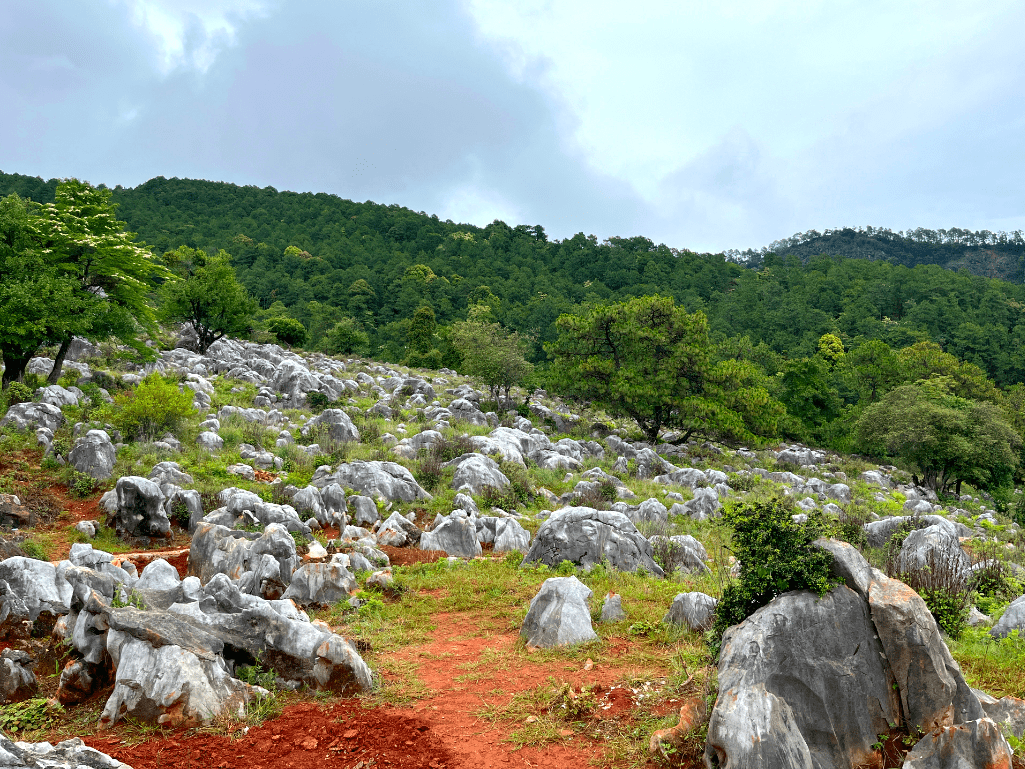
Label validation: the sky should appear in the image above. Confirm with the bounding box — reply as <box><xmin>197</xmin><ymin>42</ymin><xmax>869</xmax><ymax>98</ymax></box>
<box><xmin>1</xmin><ymin>1</ymin><xmax>1024</xmax><ymax>253</ymax></box>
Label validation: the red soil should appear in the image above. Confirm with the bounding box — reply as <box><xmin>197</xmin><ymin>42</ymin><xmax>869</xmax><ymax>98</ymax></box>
<box><xmin>87</xmin><ymin>700</ymin><xmax>453</xmax><ymax>769</ymax></box>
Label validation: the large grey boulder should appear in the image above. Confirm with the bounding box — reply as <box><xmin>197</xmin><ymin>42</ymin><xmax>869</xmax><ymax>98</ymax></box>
<box><xmin>376</xmin><ymin>512</ymin><xmax>422</xmax><ymax>548</ymax></box>
<box><xmin>0</xmin><ymin>402</ymin><xmax>65</xmax><ymax>433</ymax></box>
<box><xmin>68</xmin><ymin>430</ymin><xmax>117</xmax><ymax>480</ymax></box>
<box><xmin>868</xmin><ymin>574</ymin><xmax>983</xmax><ymax>730</ymax></box>
<box><xmin>0</xmin><ymin>558</ymin><xmax>73</xmax><ymax>630</ymax></box>
<box><xmin>0</xmin><ymin>734</ymin><xmax>131</xmax><ymax>768</ymax></box>
<box><xmin>493</xmin><ymin>518</ymin><xmax>531</xmax><ymax>553</ymax></box>
<box><xmin>903</xmin><ymin>718</ymin><xmax>1012</xmax><ymax>769</ymax></box>
<box><xmin>706</xmin><ymin>585</ymin><xmax>899</xmax><ymax>769</ymax></box>
<box><xmin>136</xmin><ymin>559</ymin><xmax>181</xmax><ymax>592</ymax></box>
<box><xmin>897</xmin><ymin>524</ymin><xmax>971</xmax><ymax>579</ymax></box>
<box><xmin>682</xmin><ymin>487</ymin><xmax>721</xmax><ymax>520</ymax></box>
<box><xmin>196</xmin><ymin>430</ymin><xmax>224</xmax><ymax>451</ymax></box>
<box><xmin>349</xmin><ymin>495</ymin><xmax>380</xmax><ymax>527</ymax></box>
<box><xmin>649</xmin><ymin>534</ymin><xmax>709</xmax><ymax>575</ymax></box>
<box><xmin>420</xmin><ymin>515</ymin><xmax>481</xmax><ymax>558</ymax></box>
<box><xmin>303</xmin><ymin>408</ymin><xmax>360</xmax><ymax>443</ymax></box>
<box><xmin>522</xmin><ymin>507</ymin><xmax>664</xmax><ymax>576</ymax></box>
<box><xmin>37</xmin><ymin>385</ymin><xmax>80</xmax><ymax>407</ymax></box>
<box><xmin>281</xmin><ymin>558</ymin><xmax>357</xmax><ymax>606</ymax></box>
<box><xmin>446</xmin><ymin>453</ymin><xmax>510</xmax><ymax>495</ymax></box>
<box><xmin>320</xmin><ymin>460</ymin><xmax>431</xmax><ymax>503</ymax></box>
<box><xmin>149</xmin><ymin>461</ymin><xmax>194</xmax><ymax>487</ymax></box>
<box><xmin>629</xmin><ymin>498</ymin><xmax>668</xmax><ymax>524</ymax></box>
<box><xmin>663</xmin><ymin>592</ymin><xmax>717</xmax><ymax>631</ymax></box>
<box><xmin>101</xmin><ymin>628</ymin><xmax>256</xmax><ymax>727</ymax></box>
<box><xmin>110</xmin><ymin>476</ymin><xmax>170</xmax><ymax>539</ymax></box>
<box><xmin>520</xmin><ymin>576</ymin><xmax>597</xmax><ymax>648</ymax></box>
<box><xmin>0</xmin><ymin>649</ymin><xmax>37</xmax><ymax>703</ymax></box>
<box><xmin>975</xmin><ymin>690</ymin><xmax>1025</xmax><ymax>738</ymax></box>
<box><xmin>990</xmin><ymin>595</ymin><xmax>1025</xmax><ymax>639</ymax></box>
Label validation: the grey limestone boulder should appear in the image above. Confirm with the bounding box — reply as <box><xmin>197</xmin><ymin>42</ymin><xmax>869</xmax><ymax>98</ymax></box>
<box><xmin>68</xmin><ymin>430</ymin><xmax>116</xmax><ymax>480</ymax></box>
<box><xmin>420</xmin><ymin>515</ymin><xmax>481</xmax><ymax>558</ymax></box>
<box><xmin>0</xmin><ymin>734</ymin><xmax>131</xmax><ymax>768</ymax></box>
<box><xmin>663</xmin><ymin>592</ymin><xmax>717</xmax><ymax>631</ymax></box>
<box><xmin>0</xmin><ymin>402</ymin><xmax>65</xmax><ymax>433</ymax></box>
<box><xmin>520</xmin><ymin>576</ymin><xmax>597</xmax><ymax>648</ymax></box>
<box><xmin>903</xmin><ymin>718</ymin><xmax>1012</xmax><ymax>769</ymax></box>
<box><xmin>446</xmin><ymin>453</ymin><xmax>510</xmax><ymax>495</ymax></box>
<box><xmin>629</xmin><ymin>498</ymin><xmax>668</xmax><ymax>524</ymax></box>
<box><xmin>349</xmin><ymin>495</ymin><xmax>380</xmax><ymax>527</ymax></box>
<box><xmin>0</xmin><ymin>649</ymin><xmax>37</xmax><ymax>703</ymax></box>
<box><xmin>649</xmin><ymin>534</ymin><xmax>709</xmax><ymax>575</ymax></box>
<box><xmin>323</xmin><ymin>460</ymin><xmax>431</xmax><ymax>503</ymax></box>
<box><xmin>196</xmin><ymin>430</ymin><xmax>224</xmax><ymax>451</ymax></box>
<box><xmin>493</xmin><ymin>518</ymin><xmax>531</xmax><ymax>553</ymax></box>
<box><xmin>991</xmin><ymin>595</ymin><xmax>1025</xmax><ymax>639</ymax></box>
<box><xmin>0</xmin><ymin>557</ymin><xmax>74</xmax><ymax>630</ymax></box>
<box><xmin>281</xmin><ymin>558</ymin><xmax>357</xmax><ymax>606</ymax></box>
<box><xmin>682</xmin><ymin>487</ymin><xmax>721</xmax><ymax>520</ymax></box>
<box><xmin>868</xmin><ymin>573</ymin><xmax>983</xmax><ymax>730</ymax></box>
<box><xmin>897</xmin><ymin>524</ymin><xmax>971</xmax><ymax>580</ymax></box>
<box><xmin>376</xmin><ymin>512</ymin><xmax>422</xmax><ymax>547</ymax></box>
<box><xmin>110</xmin><ymin>476</ymin><xmax>170</xmax><ymax>539</ymax></box>
<box><xmin>136</xmin><ymin>559</ymin><xmax>181</xmax><ymax>592</ymax></box>
<box><xmin>975</xmin><ymin>690</ymin><xmax>1025</xmax><ymax>738</ymax></box>
<box><xmin>706</xmin><ymin>585</ymin><xmax>899</xmax><ymax>769</ymax></box>
<box><xmin>600</xmin><ymin>592</ymin><xmax>626</xmax><ymax>622</ymax></box>
<box><xmin>304</xmin><ymin>408</ymin><xmax>360</xmax><ymax>443</ymax></box>
<box><xmin>522</xmin><ymin>507</ymin><xmax>664</xmax><ymax>576</ymax></box>
<box><xmin>37</xmin><ymin>385</ymin><xmax>79</xmax><ymax>407</ymax></box>
<box><xmin>149</xmin><ymin>461</ymin><xmax>194</xmax><ymax>487</ymax></box>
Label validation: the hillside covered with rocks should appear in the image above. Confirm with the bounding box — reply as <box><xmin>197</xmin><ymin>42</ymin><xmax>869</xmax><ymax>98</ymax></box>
<box><xmin>0</xmin><ymin>334</ymin><xmax>1023</xmax><ymax>768</ymax></box>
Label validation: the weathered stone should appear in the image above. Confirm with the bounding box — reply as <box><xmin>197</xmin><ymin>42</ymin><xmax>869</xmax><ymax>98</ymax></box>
<box><xmin>600</xmin><ymin>592</ymin><xmax>626</xmax><ymax>622</ymax></box>
<box><xmin>0</xmin><ymin>733</ymin><xmax>131</xmax><ymax>768</ymax></box>
<box><xmin>520</xmin><ymin>576</ymin><xmax>597</xmax><ymax>648</ymax></box>
<box><xmin>281</xmin><ymin>560</ymin><xmax>357</xmax><ymax>606</ymax></box>
<box><xmin>68</xmin><ymin>430</ymin><xmax>116</xmax><ymax>480</ymax></box>
<box><xmin>0</xmin><ymin>648</ymin><xmax>36</xmax><ymax>703</ymax></box>
<box><xmin>324</xmin><ymin>460</ymin><xmax>431</xmax><ymax>503</ymax></box>
<box><xmin>110</xmin><ymin>476</ymin><xmax>170</xmax><ymax>539</ymax></box>
<box><xmin>0</xmin><ymin>402</ymin><xmax>65</xmax><ymax>433</ymax></box>
<box><xmin>869</xmin><ymin>574</ymin><xmax>983</xmax><ymax>731</ymax></box>
<box><xmin>706</xmin><ymin>586</ymin><xmax>899</xmax><ymax>769</ymax></box>
<box><xmin>522</xmin><ymin>507</ymin><xmax>664</xmax><ymax>576</ymax></box>
<box><xmin>663</xmin><ymin>592</ymin><xmax>717</xmax><ymax>631</ymax></box>
<box><xmin>492</xmin><ymin>518</ymin><xmax>531</xmax><ymax>553</ymax></box>
<box><xmin>304</xmin><ymin>408</ymin><xmax>360</xmax><ymax>443</ymax></box>
<box><xmin>420</xmin><ymin>515</ymin><xmax>481</xmax><ymax>558</ymax></box>
<box><xmin>349</xmin><ymin>495</ymin><xmax>380</xmax><ymax>527</ymax></box>
<box><xmin>446</xmin><ymin>453</ymin><xmax>510</xmax><ymax>495</ymax></box>
<box><xmin>376</xmin><ymin>512</ymin><xmax>422</xmax><ymax>548</ymax></box>
<box><xmin>903</xmin><ymin>718</ymin><xmax>1012</xmax><ymax>769</ymax></box>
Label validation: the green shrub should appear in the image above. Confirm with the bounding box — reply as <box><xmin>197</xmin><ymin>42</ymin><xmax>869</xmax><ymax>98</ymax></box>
<box><xmin>111</xmin><ymin>373</ymin><xmax>195</xmax><ymax>441</ymax></box>
<box><xmin>306</xmin><ymin>391</ymin><xmax>330</xmax><ymax>412</ymax></box>
<box><xmin>4</xmin><ymin>382</ymin><xmax>33</xmax><ymax>406</ymax></box>
<box><xmin>709</xmin><ymin>497</ymin><xmax>837</xmax><ymax>655</ymax></box>
<box><xmin>266</xmin><ymin>316</ymin><xmax>308</xmax><ymax>347</ymax></box>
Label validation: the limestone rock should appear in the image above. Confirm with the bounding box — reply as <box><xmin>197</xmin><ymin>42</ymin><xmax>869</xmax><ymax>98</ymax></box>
<box><xmin>68</xmin><ymin>430</ymin><xmax>116</xmax><ymax>480</ymax></box>
<box><xmin>520</xmin><ymin>576</ymin><xmax>597</xmax><ymax>648</ymax></box>
<box><xmin>446</xmin><ymin>453</ymin><xmax>510</xmax><ymax>495</ymax></box>
<box><xmin>420</xmin><ymin>515</ymin><xmax>481</xmax><ymax>558</ymax></box>
<box><xmin>0</xmin><ymin>402</ymin><xmax>65</xmax><ymax>433</ymax></box>
<box><xmin>663</xmin><ymin>592</ymin><xmax>717</xmax><ymax>631</ymax></box>
<box><xmin>110</xmin><ymin>476</ymin><xmax>170</xmax><ymax>539</ymax></box>
<box><xmin>903</xmin><ymin>718</ymin><xmax>1012</xmax><ymax>769</ymax></box>
<box><xmin>522</xmin><ymin>507</ymin><xmax>664</xmax><ymax>576</ymax></box>
<box><xmin>600</xmin><ymin>593</ymin><xmax>626</xmax><ymax>622</ymax></box>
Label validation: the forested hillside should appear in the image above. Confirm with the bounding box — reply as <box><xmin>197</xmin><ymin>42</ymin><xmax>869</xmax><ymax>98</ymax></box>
<box><xmin>730</xmin><ymin>226</ymin><xmax>1025</xmax><ymax>283</ymax></box>
<box><xmin>3</xmin><ymin>171</ymin><xmax>1025</xmax><ymax>387</ymax></box>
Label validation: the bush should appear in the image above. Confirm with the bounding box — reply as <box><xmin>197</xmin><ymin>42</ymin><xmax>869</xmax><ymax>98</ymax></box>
<box><xmin>111</xmin><ymin>373</ymin><xmax>195</xmax><ymax>441</ymax></box>
<box><xmin>4</xmin><ymin>382</ymin><xmax>32</xmax><ymax>405</ymax></box>
<box><xmin>709</xmin><ymin>497</ymin><xmax>837</xmax><ymax>655</ymax></box>
<box><xmin>266</xmin><ymin>316</ymin><xmax>308</xmax><ymax>347</ymax></box>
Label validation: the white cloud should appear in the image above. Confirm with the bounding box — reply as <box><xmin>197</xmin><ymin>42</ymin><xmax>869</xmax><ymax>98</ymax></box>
<box><xmin>114</xmin><ymin>0</ymin><xmax>271</xmax><ymax>73</ymax></box>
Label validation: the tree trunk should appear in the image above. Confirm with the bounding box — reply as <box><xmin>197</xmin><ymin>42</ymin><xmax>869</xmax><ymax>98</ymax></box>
<box><xmin>47</xmin><ymin>336</ymin><xmax>73</xmax><ymax>385</ymax></box>
<box><xmin>1</xmin><ymin>351</ymin><xmax>34</xmax><ymax>389</ymax></box>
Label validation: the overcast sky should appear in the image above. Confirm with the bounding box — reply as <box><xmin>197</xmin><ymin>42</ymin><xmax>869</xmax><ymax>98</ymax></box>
<box><xmin>2</xmin><ymin>1</ymin><xmax>1023</xmax><ymax>252</ymax></box>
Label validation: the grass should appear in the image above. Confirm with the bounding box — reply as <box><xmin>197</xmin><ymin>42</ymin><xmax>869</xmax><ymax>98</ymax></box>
<box><xmin>947</xmin><ymin>627</ymin><xmax>1025</xmax><ymax>698</ymax></box>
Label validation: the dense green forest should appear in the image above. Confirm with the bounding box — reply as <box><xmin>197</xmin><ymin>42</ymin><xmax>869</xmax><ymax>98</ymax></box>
<box><xmin>3</xmin><ymin>170</ymin><xmax>1025</xmax><ymax>386</ymax></box>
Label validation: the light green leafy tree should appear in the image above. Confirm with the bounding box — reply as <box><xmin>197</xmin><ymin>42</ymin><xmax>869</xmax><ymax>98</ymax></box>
<box><xmin>855</xmin><ymin>376</ymin><xmax>1020</xmax><ymax>494</ymax></box>
<box><xmin>547</xmin><ymin>295</ymin><xmax>783</xmax><ymax>444</ymax></box>
<box><xmin>159</xmin><ymin>246</ymin><xmax>257</xmax><ymax>353</ymax></box>
<box><xmin>450</xmin><ymin>305</ymin><xmax>533</xmax><ymax>405</ymax></box>
<box><xmin>35</xmin><ymin>179</ymin><xmax>170</xmax><ymax>383</ymax></box>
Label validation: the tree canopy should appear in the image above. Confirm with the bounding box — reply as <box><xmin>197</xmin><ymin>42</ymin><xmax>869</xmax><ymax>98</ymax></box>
<box><xmin>548</xmin><ymin>295</ymin><xmax>783</xmax><ymax>444</ymax></box>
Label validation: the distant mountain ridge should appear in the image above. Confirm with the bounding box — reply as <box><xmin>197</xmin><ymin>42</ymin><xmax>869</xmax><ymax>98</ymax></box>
<box><xmin>728</xmin><ymin>226</ymin><xmax>1025</xmax><ymax>283</ymax></box>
